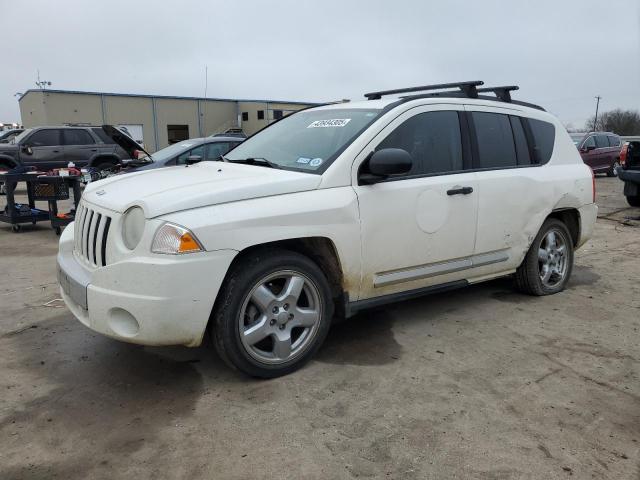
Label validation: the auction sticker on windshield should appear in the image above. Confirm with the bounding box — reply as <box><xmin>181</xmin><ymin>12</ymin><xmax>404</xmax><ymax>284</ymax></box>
<box><xmin>307</xmin><ymin>119</ymin><xmax>351</xmax><ymax>128</ymax></box>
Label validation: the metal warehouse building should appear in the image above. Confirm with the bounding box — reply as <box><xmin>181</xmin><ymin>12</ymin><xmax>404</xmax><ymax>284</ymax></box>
<box><xmin>18</xmin><ymin>89</ymin><xmax>317</xmax><ymax>152</ymax></box>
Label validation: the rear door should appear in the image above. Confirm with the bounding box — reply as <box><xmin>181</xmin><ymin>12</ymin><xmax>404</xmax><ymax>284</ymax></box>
<box><xmin>353</xmin><ymin>105</ymin><xmax>479</xmax><ymax>300</ymax></box>
<box><xmin>21</xmin><ymin>128</ymin><xmax>64</xmax><ymax>170</ymax></box>
<box><xmin>62</xmin><ymin>129</ymin><xmax>98</xmax><ymax>167</ymax></box>
<box><xmin>466</xmin><ymin>107</ymin><xmax>556</xmax><ymax>276</ymax></box>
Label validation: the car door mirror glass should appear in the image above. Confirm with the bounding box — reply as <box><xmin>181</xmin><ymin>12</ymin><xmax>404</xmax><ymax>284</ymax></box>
<box><xmin>360</xmin><ymin>148</ymin><xmax>413</xmax><ymax>185</ymax></box>
<box><xmin>186</xmin><ymin>155</ymin><xmax>203</xmax><ymax>165</ymax></box>
<box><xmin>21</xmin><ymin>144</ymin><xmax>32</xmax><ymax>154</ymax></box>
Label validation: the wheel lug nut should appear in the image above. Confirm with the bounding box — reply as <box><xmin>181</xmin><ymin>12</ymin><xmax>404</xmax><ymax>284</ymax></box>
<box><xmin>272</xmin><ymin>306</ymin><xmax>278</xmax><ymax>314</ymax></box>
<box><xmin>289</xmin><ymin>313</ymin><xmax>294</xmax><ymax>320</ymax></box>
<box><xmin>270</xmin><ymin>319</ymin><xmax>276</xmax><ymax>326</ymax></box>
<box><xmin>283</xmin><ymin>303</ymin><xmax>289</xmax><ymax>310</ymax></box>
<box><xmin>279</xmin><ymin>324</ymin><xmax>285</xmax><ymax>330</ymax></box>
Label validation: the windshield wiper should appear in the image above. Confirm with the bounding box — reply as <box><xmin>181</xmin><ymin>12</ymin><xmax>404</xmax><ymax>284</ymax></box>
<box><xmin>226</xmin><ymin>157</ymin><xmax>280</xmax><ymax>169</ymax></box>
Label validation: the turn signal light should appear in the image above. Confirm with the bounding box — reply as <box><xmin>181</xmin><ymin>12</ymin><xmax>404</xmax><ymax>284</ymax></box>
<box><xmin>151</xmin><ymin>223</ymin><xmax>203</xmax><ymax>255</ymax></box>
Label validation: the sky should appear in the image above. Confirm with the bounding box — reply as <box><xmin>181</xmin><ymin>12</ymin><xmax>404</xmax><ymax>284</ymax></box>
<box><xmin>2</xmin><ymin>0</ymin><xmax>639</xmax><ymax>130</ymax></box>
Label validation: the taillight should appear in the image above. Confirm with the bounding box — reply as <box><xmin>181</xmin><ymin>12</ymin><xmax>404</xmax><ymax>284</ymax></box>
<box><xmin>620</xmin><ymin>144</ymin><xmax>628</xmax><ymax>167</ymax></box>
<box><xmin>591</xmin><ymin>168</ymin><xmax>596</xmax><ymax>203</ymax></box>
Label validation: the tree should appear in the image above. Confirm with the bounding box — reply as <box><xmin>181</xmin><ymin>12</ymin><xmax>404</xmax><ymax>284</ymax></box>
<box><xmin>585</xmin><ymin>109</ymin><xmax>640</xmax><ymax>135</ymax></box>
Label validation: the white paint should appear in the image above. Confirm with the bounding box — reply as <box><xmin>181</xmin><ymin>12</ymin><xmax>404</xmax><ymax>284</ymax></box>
<box><xmin>58</xmin><ymin>95</ymin><xmax>598</xmax><ymax>347</ymax></box>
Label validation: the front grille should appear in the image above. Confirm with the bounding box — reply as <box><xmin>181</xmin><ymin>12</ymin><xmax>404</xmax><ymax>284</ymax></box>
<box><xmin>74</xmin><ymin>202</ymin><xmax>112</xmax><ymax>267</ymax></box>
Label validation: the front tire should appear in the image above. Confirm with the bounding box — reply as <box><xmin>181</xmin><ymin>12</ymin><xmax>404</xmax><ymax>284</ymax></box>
<box><xmin>514</xmin><ymin>218</ymin><xmax>574</xmax><ymax>296</ymax></box>
<box><xmin>212</xmin><ymin>249</ymin><xmax>334</xmax><ymax>378</ymax></box>
<box><xmin>627</xmin><ymin>195</ymin><xmax>640</xmax><ymax>207</ymax></box>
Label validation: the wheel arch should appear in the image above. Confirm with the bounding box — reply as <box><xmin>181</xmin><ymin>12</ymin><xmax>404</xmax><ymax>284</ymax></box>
<box><xmin>548</xmin><ymin>208</ymin><xmax>580</xmax><ymax>247</ymax></box>
<box><xmin>209</xmin><ymin>236</ymin><xmax>348</xmax><ymax>330</ymax></box>
<box><xmin>0</xmin><ymin>155</ymin><xmax>18</xmax><ymax>168</ymax></box>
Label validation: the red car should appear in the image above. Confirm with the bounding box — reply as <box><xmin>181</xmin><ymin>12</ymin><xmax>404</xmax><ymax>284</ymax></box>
<box><xmin>570</xmin><ymin>132</ymin><xmax>622</xmax><ymax>176</ymax></box>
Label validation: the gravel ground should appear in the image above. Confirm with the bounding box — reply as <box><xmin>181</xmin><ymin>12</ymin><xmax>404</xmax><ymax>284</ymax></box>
<box><xmin>0</xmin><ymin>176</ymin><xmax>638</xmax><ymax>479</ymax></box>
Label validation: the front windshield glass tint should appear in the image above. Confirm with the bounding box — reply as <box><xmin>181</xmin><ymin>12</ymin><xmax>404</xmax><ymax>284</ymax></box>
<box><xmin>12</xmin><ymin>129</ymin><xmax>32</xmax><ymax>144</ymax></box>
<box><xmin>151</xmin><ymin>141</ymin><xmax>201</xmax><ymax>163</ymax></box>
<box><xmin>226</xmin><ymin>108</ymin><xmax>381</xmax><ymax>172</ymax></box>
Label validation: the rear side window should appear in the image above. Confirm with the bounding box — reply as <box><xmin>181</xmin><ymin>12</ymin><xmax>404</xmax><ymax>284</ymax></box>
<box><xmin>527</xmin><ymin>119</ymin><xmax>555</xmax><ymax>164</ymax></box>
<box><xmin>28</xmin><ymin>129</ymin><xmax>61</xmax><ymax>147</ymax></box>
<box><xmin>377</xmin><ymin>111</ymin><xmax>463</xmax><ymax>176</ymax></box>
<box><xmin>595</xmin><ymin>135</ymin><xmax>609</xmax><ymax>148</ymax></box>
<box><xmin>608</xmin><ymin>135</ymin><xmax>621</xmax><ymax>147</ymax></box>
<box><xmin>92</xmin><ymin>128</ymin><xmax>117</xmax><ymax>144</ymax></box>
<box><xmin>471</xmin><ymin>112</ymin><xmax>517</xmax><ymax>169</ymax></box>
<box><xmin>63</xmin><ymin>129</ymin><xmax>95</xmax><ymax>145</ymax></box>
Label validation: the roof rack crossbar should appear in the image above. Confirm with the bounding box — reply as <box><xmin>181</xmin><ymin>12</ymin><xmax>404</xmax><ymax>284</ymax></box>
<box><xmin>364</xmin><ymin>81</ymin><xmax>484</xmax><ymax>100</ymax></box>
<box><xmin>476</xmin><ymin>85</ymin><xmax>519</xmax><ymax>102</ymax></box>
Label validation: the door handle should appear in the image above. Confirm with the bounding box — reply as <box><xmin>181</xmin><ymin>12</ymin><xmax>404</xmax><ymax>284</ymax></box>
<box><xmin>91</xmin><ymin>149</ymin><xmax>97</xmax><ymax>152</ymax></box>
<box><xmin>447</xmin><ymin>186</ymin><xmax>473</xmax><ymax>196</ymax></box>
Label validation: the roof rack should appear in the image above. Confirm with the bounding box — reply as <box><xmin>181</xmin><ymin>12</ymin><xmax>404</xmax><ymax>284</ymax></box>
<box><xmin>476</xmin><ymin>85</ymin><xmax>519</xmax><ymax>102</ymax></box>
<box><xmin>364</xmin><ymin>81</ymin><xmax>545</xmax><ymax>111</ymax></box>
<box><xmin>364</xmin><ymin>81</ymin><xmax>484</xmax><ymax>100</ymax></box>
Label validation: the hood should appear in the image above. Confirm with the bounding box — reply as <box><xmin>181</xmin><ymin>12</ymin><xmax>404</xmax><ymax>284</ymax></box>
<box><xmin>102</xmin><ymin>125</ymin><xmax>151</xmax><ymax>158</ymax></box>
<box><xmin>83</xmin><ymin>161</ymin><xmax>322</xmax><ymax>218</ymax></box>
<box><xmin>0</xmin><ymin>143</ymin><xmax>18</xmax><ymax>154</ymax></box>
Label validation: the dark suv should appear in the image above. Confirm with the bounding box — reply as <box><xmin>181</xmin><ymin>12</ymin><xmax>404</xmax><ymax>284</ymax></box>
<box><xmin>570</xmin><ymin>132</ymin><xmax>622</xmax><ymax>176</ymax></box>
<box><xmin>0</xmin><ymin>126</ymin><xmax>135</xmax><ymax>172</ymax></box>
<box><xmin>618</xmin><ymin>141</ymin><xmax>640</xmax><ymax>206</ymax></box>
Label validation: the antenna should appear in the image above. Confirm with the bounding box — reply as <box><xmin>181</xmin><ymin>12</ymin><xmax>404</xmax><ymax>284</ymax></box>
<box><xmin>35</xmin><ymin>69</ymin><xmax>52</xmax><ymax>90</ymax></box>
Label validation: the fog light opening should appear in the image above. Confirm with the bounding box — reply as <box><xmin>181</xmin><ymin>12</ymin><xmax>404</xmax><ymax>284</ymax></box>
<box><xmin>108</xmin><ymin>308</ymin><xmax>140</xmax><ymax>337</ymax></box>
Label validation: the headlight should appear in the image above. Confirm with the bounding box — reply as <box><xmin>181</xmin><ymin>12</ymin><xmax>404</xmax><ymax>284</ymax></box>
<box><xmin>151</xmin><ymin>223</ymin><xmax>203</xmax><ymax>255</ymax></box>
<box><xmin>122</xmin><ymin>206</ymin><xmax>146</xmax><ymax>250</ymax></box>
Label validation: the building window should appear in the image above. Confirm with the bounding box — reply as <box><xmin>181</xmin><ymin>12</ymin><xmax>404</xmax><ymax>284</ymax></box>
<box><xmin>257</xmin><ymin>110</ymin><xmax>265</xmax><ymax>120</ymax></box>
<box><xmin>273</xmin><ymin>109</ymin><xmax>283</xmax><ymax>120</ymax></box>
<box><xmin>167</xmin><ymin>125</ymin><xmax>189</xmax><ymax>145</ymax></box>
<box><xmin>242</xmin><ymin>112</ymin><xmax>249</xmax><ymax>122</ymax></box>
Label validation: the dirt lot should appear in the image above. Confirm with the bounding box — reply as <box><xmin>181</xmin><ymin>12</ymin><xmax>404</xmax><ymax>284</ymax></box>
<box><xmin>1</xmin><ymin>177</ymin><xmax>639</xmax><ymax>479</ymax></box>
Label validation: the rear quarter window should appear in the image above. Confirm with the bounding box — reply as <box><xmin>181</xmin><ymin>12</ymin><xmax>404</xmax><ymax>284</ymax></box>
<box><xmin>608</xmin><ymin>136</ymin><xmax>621</xmax><ymax>147</ymax></box>
<box><xmin>527</xmin><ymin>119</ymin><xmax>555</xmax><ymax>164</ymax></box>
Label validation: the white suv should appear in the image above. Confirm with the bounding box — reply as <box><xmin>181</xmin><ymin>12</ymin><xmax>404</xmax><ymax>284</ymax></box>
<box><xmin>57</xmin><ymin>81</ymin><xmax>597</xmax><ymax>377</ymax></box>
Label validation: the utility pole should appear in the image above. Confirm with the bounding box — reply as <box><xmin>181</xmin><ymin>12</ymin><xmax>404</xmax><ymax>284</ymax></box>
<box><xmin>593</xmin><ymin>95</ymin><xmax>601</xmax><ymax>131</ymax></box>
<box><xmin>35</xmin><ymin>70</ymin><xmax>52</xmax><ymax>90</ymax></box>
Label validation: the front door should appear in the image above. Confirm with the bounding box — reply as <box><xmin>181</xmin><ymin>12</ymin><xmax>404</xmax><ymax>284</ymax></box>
<box><xmin>353</xmin><ymin>106</ymin><xmax>478</xmax><ymax>300</ymax></box>
<box><xmin>20</xmin><ymin>128</ymin><xmax>64</xmax><ymax>171</ymax></box>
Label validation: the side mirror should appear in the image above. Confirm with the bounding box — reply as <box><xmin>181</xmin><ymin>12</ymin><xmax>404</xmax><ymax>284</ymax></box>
<box><xmin>359</xmin><ymin>148</ymin><xmax>413</xmax><ymax>185</ymax></box>
<box><xmin>21</xmin><ymin>144</ymin><xmax>33</xmax><ymax>155</ymax></box>
<box><xmin>185</xmin><ymin>155</ymin><xmax>202</xmax><ymax>165</ymax></box>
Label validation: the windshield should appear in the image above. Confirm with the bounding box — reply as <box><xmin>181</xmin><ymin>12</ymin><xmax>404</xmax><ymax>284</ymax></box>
<box><xmin>225</xmin><ymin>108</ymin><xmax>382</xmax><ymax>173</ymax></box>
<box><xmin>149</xmin><ymin>141</ymin><xmax>203</xmax><ymax>163</ymax></box>
<box><xmin>11</xmin><ymin>129</ymin><xmax>32</xmax><ymax>144</ymax></box>
<box><xmin>569</xmin><ymin>133</ymin><xmax>585</xmax><ymax>146</ymax></box>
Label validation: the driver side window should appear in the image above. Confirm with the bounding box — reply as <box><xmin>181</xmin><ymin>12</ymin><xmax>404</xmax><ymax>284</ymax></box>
<box><xmin>583</xmin><ymin>136</ymin><xmax>596</xmax><ymax>149</ymax></box>
<box><xmin>176</xmin><ymin>145</ymin><xmax>204</xmax><ymax>165</ymax></box>
<box><xmin>376</xmin><ymin>111</ymin><xmax>463</xmax><ymax>176</ymax></box>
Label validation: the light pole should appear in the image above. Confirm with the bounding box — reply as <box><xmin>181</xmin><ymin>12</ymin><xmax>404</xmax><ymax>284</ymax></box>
<box><xmin>593</xmin><ymin>95</ymin><xmax>601</xmax><ymax>131</ymax></box>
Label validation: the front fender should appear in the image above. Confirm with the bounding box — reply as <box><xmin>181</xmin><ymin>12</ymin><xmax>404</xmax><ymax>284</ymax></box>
<box><xmin>159</xmin><ymin>187</ymin><xmax>362</xmax><ymax>298</ymax></box>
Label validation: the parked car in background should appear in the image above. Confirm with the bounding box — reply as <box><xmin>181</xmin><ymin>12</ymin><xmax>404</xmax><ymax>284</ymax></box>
<box><xmin>211</xmin><ymin>128</ymin><xmax>247</xmax><ymax>139</ymax></box>
<box><xmin>57</xmin><ymin>81</ymin><xmax>597</xmax><ymax>378</ymax></box>
<box><xmin>618</xmin><ymin>140</ymin><xmax>640</xmax><ymax>206</ymax></box>
<box><xmin>0</xmin><ymin>125</ymin><xmax>138</xmax><ymax>173</ymax></box>
<box><xmin>570</xmin><ymin>131</ymin><xmax>622</xmax><ymax>176</ymax></box>
<box><xmin>119</xmin><ymin>136</ymin><xmax>243</xmax><ymax>173</ymax></box>
<box><xmin>0</xmin><ymin>129</ymin><xmax>24</xmax><ymax>143</ymax></box>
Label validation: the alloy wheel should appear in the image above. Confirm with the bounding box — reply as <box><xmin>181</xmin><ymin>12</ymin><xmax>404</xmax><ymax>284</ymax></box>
<box><xmin>537</xmin><ymin>229</ymin><xmax>569</xmax><ymax>288</ymax></box>
<box><xmin>238</xmin><ymin>270</ymin><xmax>322</xmax><ymax>364</ymax></box>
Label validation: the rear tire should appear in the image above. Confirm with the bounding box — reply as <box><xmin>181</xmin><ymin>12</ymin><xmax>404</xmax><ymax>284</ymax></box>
<box><xmin>94</xmin><ymin>161</ymin><xmax>116</xmax><ymax>174</ymax></box>
<box><xmin>212</xmin><ymin>248</ymin><xmax>334</xmax><ymax>378</ymax></box>
<box><xmin>514</xmin><ymin>218</ymin><xmax>574</xmax><ymax>296</ymax></box>
<box><xmin>627</xmin><ymin>195</ymin><xmax>640</xmax><ymax>207</ymax></box>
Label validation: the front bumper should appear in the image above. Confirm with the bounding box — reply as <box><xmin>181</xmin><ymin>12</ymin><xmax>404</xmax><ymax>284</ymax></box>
<box><xmin>57</xmin><ymin>222</ymin><xmax>237</xmax><ymax>347</ymax></box>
